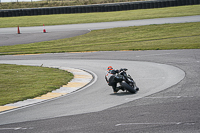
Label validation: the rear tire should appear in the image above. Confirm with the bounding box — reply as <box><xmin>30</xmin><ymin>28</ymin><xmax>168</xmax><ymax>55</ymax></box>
<box><xmin>121</xmin><ymin>81</ymin><xmax>136</xmax><ymax>94</ymax></box>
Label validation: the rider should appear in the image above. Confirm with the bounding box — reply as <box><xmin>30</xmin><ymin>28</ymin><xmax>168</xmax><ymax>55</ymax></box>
<box><xmin>105</xmin><ymin>66</ymin><xmax>123</xmax><ymax>93</ymax></box>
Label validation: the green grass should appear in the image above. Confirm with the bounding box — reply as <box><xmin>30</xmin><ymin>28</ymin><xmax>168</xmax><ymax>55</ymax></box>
<box><xmin>0</xmin><ymin>0</ymin><xmax>143</xmax><ymax>9</ymax></box>
<box><xmin>0</xmin><ymin>22</ymin><xmax>200</xmax><ymax>55</ymax></box>
<box><xmin>0</xmin><ymin>64</ymin><xmax>73</xmax><ymax>105</ymax></box>
<box><xmin>0</xmin><ymin>5</ymin><xmax>200</xmax><ymax>28</ymax></box>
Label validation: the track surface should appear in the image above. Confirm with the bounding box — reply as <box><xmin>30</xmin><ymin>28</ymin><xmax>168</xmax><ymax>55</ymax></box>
<box><xmin>0</xmin><ymin>16</ymin><xmax>200</xmax><ymax>132</ymax></box>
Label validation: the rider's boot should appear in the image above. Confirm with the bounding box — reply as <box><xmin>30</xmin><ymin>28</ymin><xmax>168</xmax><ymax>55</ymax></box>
<box><xmin>114</xmin><ymin>86</ymin><xmax>124</xmax><ymax>93</ymax></box>
<box><xmin>114</xmin><ymin>87</ymin><xmax>120</xmax><ymax>93</ymax></box>
<box><xmin>119</xmin><ymin>86</ymin><xmax>124</xmax><ymax>91</ymax></box>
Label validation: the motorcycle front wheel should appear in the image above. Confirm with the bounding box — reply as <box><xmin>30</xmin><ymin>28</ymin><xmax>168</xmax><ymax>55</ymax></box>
<box><xmin>121</xmin><ymin>81</ymin><xmax>136</xmax><ymax>94</ymax></box>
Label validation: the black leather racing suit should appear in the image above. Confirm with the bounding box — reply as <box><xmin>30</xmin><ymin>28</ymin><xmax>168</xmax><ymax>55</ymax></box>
<box><xmin>105</xmin><ymin>69</ymin><xmax>120</xmax><ymax>93</ymax></box>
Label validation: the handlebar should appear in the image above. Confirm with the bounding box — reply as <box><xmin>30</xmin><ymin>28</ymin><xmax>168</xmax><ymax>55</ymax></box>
<box><xmin>120</xmin><ymin>68</ymin><xmax>128</xmax><ymax>72</ymax></box>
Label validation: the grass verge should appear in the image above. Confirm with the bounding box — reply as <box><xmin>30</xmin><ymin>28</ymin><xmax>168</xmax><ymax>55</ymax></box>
<box><xmin>0</xmin><ymin>22</ymin><xmax>200</xmax><ymax>55</ymax></box>
<box><xmin>0</xmin><ymin>5</ymin><xmax>200</xmax><ymax>28</ymax></box>
<box><xmin>0</xmin><ymin>64</ymin><xmax>73</xmax><ymax>105</ymax></box>
<box><xmin>0</xmin><ymin>0</ymin><xmax>143</xmax><ymax>9</ymax></box>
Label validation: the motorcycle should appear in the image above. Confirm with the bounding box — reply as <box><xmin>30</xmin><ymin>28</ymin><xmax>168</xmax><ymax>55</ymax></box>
<box><xmin>114</xmin><ymin>68</ymin><xmax>139</xmax><ymax>94</ymax></box>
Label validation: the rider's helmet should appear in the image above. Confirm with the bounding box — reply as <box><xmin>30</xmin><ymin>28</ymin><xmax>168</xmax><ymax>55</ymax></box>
<box><xmin>107</xmin><ymin>66</ymin><xmax>113</xmax><ymax>71</ymax></box>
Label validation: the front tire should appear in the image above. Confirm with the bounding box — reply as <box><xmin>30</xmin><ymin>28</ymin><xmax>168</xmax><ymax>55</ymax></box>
<box><xmin>121</xmin><ymin>81</ymin><xmax>136</xmax><ymax>94</ymax></box>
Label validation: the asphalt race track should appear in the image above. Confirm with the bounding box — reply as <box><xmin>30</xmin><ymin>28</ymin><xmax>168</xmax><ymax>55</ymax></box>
<box><xmin>0</xmin><ymin>16</ymin><xmax>200</xmax><ymax>132</ymax></box>
<box><xmin>0</xmin><ymin>30</ymin><xmax>90</xmax><ymax>46</ymax></box>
